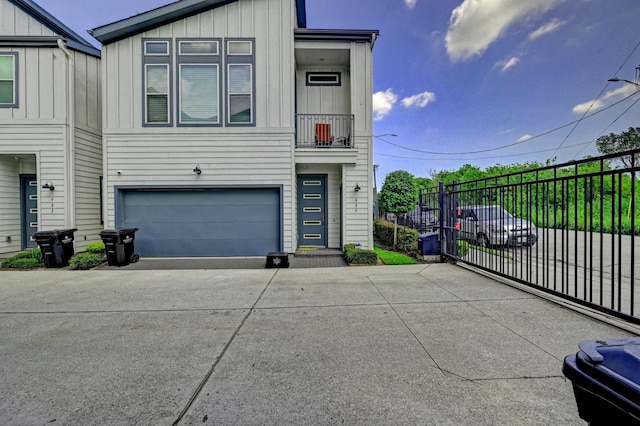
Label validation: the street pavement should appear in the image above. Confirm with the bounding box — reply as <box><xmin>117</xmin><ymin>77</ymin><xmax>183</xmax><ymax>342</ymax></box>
<box><xmin>1</xmin><ymin>263</ymin><xmax>638</xmax><ymax>425</ymax></box>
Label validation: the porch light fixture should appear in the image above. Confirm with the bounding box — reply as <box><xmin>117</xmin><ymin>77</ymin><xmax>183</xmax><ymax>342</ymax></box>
<box><xmin>193</xmin><ymin>165</ymin><xmax>202</xmax><ymax>175</ymax></box>
<box><xmin>354</xmin><ymin>183</ymin><xmax>361</xmax><ymax>192</ymax></box>
<box><xmin>42</xmin><ymin>181</ymin><xmax>55</xmax><ymax>191</ymax></box>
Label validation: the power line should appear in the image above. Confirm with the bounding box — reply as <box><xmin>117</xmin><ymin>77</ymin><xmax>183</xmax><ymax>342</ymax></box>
<box><xmin>551</xmin><ymin>36</ymin><xmax>640</xmax><ymax>159</ymax></box>
<box><xmin>571</xmin><ymin>95</ymin><xmax>640</xmax><ymax>160</ymax></box>
<box><xmin>375</xmin><ymin>141</ymin><xmax>592</xmax><ymax>162</ymax></box>
<box><xmin>375</xmin><ymin>91</ymin><xmax>640</xmax><ymax>155</ymax></box>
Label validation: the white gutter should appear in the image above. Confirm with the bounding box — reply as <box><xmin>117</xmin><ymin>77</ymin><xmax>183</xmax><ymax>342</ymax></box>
<box><xmin>57</xmin><ymin>38</ymin><xmax>76</xmax><ymax>229</ymax></box>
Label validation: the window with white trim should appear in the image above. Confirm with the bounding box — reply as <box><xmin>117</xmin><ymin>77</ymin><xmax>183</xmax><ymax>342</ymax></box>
<box><xmin>143</xmin><ymin>39</ymin><xmax>171</xmax><ymax>126</ymax></box>
<box><xmin>226</xmin><ymin>39</ymin><xmax>255</xmax><ymax>125</ymax></box>
<box><xmin>0</xmin><ymin>53</ymin><xmax>18</xmax><ymax>107</ymax></box>
<box><xmin>177</xmin><ymin>39</ymin><xmax>221</xmax><ymax>126</ymax></box>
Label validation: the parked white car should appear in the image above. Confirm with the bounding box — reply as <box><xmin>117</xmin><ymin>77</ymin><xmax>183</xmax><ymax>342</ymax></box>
<box><xmin>458</xmin><ymin>205</ymin><xmax>537</xmax><ymax>247</ymax></box>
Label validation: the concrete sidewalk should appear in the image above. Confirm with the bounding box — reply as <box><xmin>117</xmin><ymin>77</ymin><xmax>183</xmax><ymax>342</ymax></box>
<box><xmin>0</xmin><ymin>264</ymin><xmax>636</xmax><ymax>425</ymax></box>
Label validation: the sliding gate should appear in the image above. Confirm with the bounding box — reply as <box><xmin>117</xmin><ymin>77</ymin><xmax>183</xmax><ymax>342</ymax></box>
<box><xmin>418</xmin><ymin>150</ymin><xmax>639</xmax><ymax>326</ymax></box>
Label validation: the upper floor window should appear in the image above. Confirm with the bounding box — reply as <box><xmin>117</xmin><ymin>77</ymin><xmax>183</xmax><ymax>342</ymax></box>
<box><xmin>0</xmin><ymin>53</ymin><xmax>18</xmax><ymax>108</ymax></box>
<box><xmin>306</xmin><ymin>72</ymin><xmax>341</xmax><ymax>86</ymax></box>
<box><xmin>143</xmin><ymin>39</ymin><xmax>172</xmax><ymax>126</ymax></box>
<box><xmin>226</xmin><ymin>39</ymin><xmax>255</xmax><ymax>126</ymax></box>
<box><xmin>142</xmin><ymin>38</ymin><xmax>254</xmax><ymax>127</ymax></box>
<box><xmin>177</xmin><ymin>39</ymin><xmax>221</xmax><ymax>126</ymax></box>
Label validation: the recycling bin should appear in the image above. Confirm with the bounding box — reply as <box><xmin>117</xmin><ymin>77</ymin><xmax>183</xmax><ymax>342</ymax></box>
<box><xmin>418</xmin><ymin>232</ymin><xmax>440</xmax><ymax>255</ymax></box>
<box><xmin>562</xmin><ymin>337</ymin><xmax>640</xmax><ymax>425</ymax></box>
<box><xmin>99</xmin><ymin>228</ymin><xmax>139</xmax><ymax>267</ymax></box>
<box><xmin>32</xmin><ymin>228</ymin><xmax>78</xmax><ymax>268</ymax></box>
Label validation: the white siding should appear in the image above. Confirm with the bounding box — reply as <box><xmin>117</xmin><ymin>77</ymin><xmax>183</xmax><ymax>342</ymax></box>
<box><xmin>102</xmin><ymin>0</ymin><xmax>298</xmax><ymax>251</ymax></box>
<box><xmin>0</xmin><ymin>1</ymin><xmax>56</xmax><ymax>37</ymax></box>
<box><xmin>0</xmin><ymin>155</ymin><xmax>21</xmax><ymax>254</ymax></box>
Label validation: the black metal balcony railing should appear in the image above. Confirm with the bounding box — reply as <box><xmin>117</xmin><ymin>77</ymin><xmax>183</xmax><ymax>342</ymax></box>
<box><xmin>296</xmin><ymin>114</ymin><xmax>354</xmax><ymax>149</ymax></box>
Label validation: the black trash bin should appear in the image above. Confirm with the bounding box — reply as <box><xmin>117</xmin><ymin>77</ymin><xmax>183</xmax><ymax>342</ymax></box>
<box><xmin>562</xmin><ymin>337</ymin><xmax>640</xmax><ymax>425</ymax></box>
<box><xmin>418</xmin><ymin>232</ymin><xmax>440</xmax><ymax>255</ymax></box>
<box><xmin>100</xmin><ymin>228</ymin><xmax>139</xmax><ymax>267</ymax></box>
<box><xmin>32</xmin><ymin>228</ymin><xmax>78</xmax><ymax>268</ymax></box>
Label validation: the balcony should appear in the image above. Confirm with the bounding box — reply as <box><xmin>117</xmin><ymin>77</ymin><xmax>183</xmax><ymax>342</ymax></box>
<box><xmin>296</xmin><ymin>114</ymin><xmax>354</xmax><ymax>149</ymax></box>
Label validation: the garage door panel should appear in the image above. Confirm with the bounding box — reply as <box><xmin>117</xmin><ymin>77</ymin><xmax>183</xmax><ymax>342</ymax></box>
<box><xmin>119</xmin><ymin>188</ymin><xmax>280</xmax><ymax>257</ymax></box>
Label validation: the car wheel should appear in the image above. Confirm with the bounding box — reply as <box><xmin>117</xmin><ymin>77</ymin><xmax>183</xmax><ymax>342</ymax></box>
<box><xmin>477</xmin><ymin>234</ymin><xmax>490</xmax><ymax>248</ymax></box>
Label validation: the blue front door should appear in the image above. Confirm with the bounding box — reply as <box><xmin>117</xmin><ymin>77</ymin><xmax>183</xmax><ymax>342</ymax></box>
<box><xmin>297</xmin><ymin>175</ymin><xmax>327</xmax><ymax>247</ymax></box>
<box><xmin>20</xmin><ymin>175</ymin><xmax>38</xmax><ymax>249</ymax></box>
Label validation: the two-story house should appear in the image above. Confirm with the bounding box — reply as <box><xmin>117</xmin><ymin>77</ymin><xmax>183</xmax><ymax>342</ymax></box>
<box><xmin>92</xmin><ymin>0</ymin><xmax>378</xmax><ymax>257</ymax></box>
<box><xmin>0</xmin><ymin>0</ymin><xmax>102</xmax><ymax>256</ymax></box>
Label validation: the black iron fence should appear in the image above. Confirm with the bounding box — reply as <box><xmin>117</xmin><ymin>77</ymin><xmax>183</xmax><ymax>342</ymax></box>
<box><xmin>382</xmin><ymin>149</ymin><xmax>640</xmax><ymax>325</ymax></box>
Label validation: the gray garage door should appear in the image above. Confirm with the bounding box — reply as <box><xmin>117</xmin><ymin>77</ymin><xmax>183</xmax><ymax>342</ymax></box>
<box><xmin>119</xmin><ymin>188</ymin><xmax>281</xmax><ymax>257</ymax></box>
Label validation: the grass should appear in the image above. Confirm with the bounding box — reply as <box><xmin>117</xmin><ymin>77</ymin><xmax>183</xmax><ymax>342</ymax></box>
<box><xmin>374</xmin><ymin>246</ymin><xmax>417</xmax><ymax>265</ymax></box>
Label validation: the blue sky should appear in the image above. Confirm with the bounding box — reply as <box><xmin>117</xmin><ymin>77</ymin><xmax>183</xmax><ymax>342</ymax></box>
<box><xmin>37</xmin><ymin>0</ymin><xmax>640</xmax><ymax>184</ymax></box>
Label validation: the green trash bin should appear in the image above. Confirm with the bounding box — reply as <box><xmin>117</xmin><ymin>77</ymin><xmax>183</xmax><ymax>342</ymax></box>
<box><xmin>100</xmin><ymin>228</ymin><xmax>139</xmax><ymax>267</ymax></box>
<box><xmin>32</xmin><ymin>228</ymin><xmax>78</xmax><ymax>268</ymax></box>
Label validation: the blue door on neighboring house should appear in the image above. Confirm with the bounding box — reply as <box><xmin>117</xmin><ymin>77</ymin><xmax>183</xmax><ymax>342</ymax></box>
<box><xmin>297</xmin><ymin>175</ymin><xmax>327</xmax><ymax>247</ymax></box>
<box><xmin>20</xmin><ymin>175</ymin><xmax>38</xmax><ymax>249</ymax></box>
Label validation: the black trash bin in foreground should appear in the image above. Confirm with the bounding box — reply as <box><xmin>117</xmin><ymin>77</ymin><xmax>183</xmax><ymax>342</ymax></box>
<box><xmin>100</xmin><ymin>228</ymin><xmax>139</xmax><ymax>267</ymax></box>
<box><xmin>562</xmin><ymin>337</ymin><xmax>640</xmax><ymax>425</ymax></box>
<box><xmin>33</xmin><ymin>229</ymin><xmax>78</xmax><ymax>268</ymax></box>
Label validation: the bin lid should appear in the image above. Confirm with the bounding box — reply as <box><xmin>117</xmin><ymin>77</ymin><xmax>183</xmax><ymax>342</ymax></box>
<box><xmin>100</xmin><ymin>228</ymin><xmax>138</xmax><ymax>236</ymax></box>
<box><xmin>33</xmin><ymin>228</ymin><xmax>77</xmax><ymax>237</ymax></box>
<box><xmin>419</xmin><ymin>232</ymin><xmax>439</xmax><ymax>238</ymax></box>
<box><xmin>574</xmin><ymin>338</ymin><xmax>640</xmax><ymax>402</ymax></box>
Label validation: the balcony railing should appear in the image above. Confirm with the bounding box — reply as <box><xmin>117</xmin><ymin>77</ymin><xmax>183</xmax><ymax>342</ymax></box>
<box><xmin>296</xmin><ymin>114</ymin><xmax>355</xmax><ymax>149</ymax></box>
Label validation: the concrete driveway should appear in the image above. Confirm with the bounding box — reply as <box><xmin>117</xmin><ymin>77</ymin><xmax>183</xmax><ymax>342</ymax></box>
<box><xmin>1</xmin><ymin>263</ymin><xmax>636</xmax><ymax>425</ymax></box>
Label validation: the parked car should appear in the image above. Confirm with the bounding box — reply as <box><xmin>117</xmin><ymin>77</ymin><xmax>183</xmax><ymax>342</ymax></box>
<box><xmin>458</xmin><ymin>205</ymin><xmax>537</xmax><ymax>247</ymax></box>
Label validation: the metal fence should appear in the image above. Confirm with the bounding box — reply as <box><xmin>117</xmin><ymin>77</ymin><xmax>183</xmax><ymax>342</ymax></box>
<box><xmin>295</xmin><ymin>114</ymin><xmax>354</xmax><ymax>148</ymax></box>
<box><xmin>388</xmin><ymin>150</ymin><xmax>640</xmax><ymax>325</ymax></box>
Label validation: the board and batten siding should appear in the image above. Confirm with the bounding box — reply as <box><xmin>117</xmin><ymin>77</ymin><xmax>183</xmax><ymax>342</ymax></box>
<box><xmin>344</xmin><ymin>41</ymin><xmax>374</xmax><ymax>249</ymax></box>
<box><xmin>102</xmin><ymin>0</ymin><xmax>296</xmax><ymax>130</ymax></box>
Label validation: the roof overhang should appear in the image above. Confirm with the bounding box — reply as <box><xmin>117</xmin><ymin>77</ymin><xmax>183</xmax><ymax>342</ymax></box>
<box><xmin>8</xmin><ymin>0</ymin><xmax>100</xmax><ymax>57</ymax></box>
<box><xmin>295</xmin><ymin>28</ymin><xmax>380</xmax><ymax>48</ymax></box>
<box><xmin>92</xmin><ymin>0</ymin><xmax>308</xmax><ymax>45</ymax></box>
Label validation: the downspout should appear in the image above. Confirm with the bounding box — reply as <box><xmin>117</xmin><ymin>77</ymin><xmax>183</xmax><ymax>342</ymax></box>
<box><xmin>57</xmin><ymin>39</ymin><xmax>76</xmax><ymax>229</ymax></box>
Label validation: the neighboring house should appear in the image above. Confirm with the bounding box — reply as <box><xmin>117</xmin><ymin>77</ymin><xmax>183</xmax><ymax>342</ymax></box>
<box><xmin>0</xmin><ymin>0</ymin><xmax>102</xmax><ymax>256</ymax></box>
<box><xmin>92</xmin><ymin>0</ymin><xmax>378</xmax><ymax>257</ymax></box>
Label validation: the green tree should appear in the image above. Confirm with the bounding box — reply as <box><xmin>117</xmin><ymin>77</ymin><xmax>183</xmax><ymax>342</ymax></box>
<box><xmin>378</xmin><ymin>170</ymin><xmax>417</xmax><ymax>248</ymax></box>
<box><xmin>595</xmin><ymin>127</ymin><xmax>640</xmax><ymax>168</ymax></box>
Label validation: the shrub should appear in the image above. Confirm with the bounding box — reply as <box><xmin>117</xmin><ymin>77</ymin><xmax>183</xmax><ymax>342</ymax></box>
<box><xmin>344</xmin><ymin>244</ymin><xmax>378</xmax><ymax>265</ymax></box>
<box><xmin>1</xmin><ymin>257</ymin><xmax>41</xmax><ymax>269</ymax></box>
<box><xmin>69</xmin><ymin>252</ymin><xmax>105</xmax><ymax>270</ymax></box>
<box><xmin>373</xmin><ymin>219</ymin><xmax>419</xmax><ymax>257</ymax></box>
<box><xmin>85</xmin><ymin>241</ymin><xmax>106</xmax><ymax>254</ymax></box>
<box><xmin>1</xmin><ymin>248</ymin><xmax>42</xmax><ymax>269</ymax></box>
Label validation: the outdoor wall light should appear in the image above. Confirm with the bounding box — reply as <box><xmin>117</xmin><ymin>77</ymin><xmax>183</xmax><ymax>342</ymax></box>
<box><xmin>354</xmin><ymin>183</ymin><xmax>361</xmax><ymax>192</ymax></box>
<box><xmin>42</xmin><ymin>181</ymin><xmax>55</xmax><ymax>191</ymax></box>
<box><xmin>193</xmin><ymin>165</ymin><xmax>202</xmax><ymax>175</ymax></box>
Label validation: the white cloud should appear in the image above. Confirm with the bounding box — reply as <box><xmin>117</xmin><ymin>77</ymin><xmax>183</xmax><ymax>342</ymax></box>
<box><xmin>500</xmin><ymin>57</ymin><xmax>520</xmax><ymax>72</ymax></box>
<box><xmin>445</xmin><ymin>0</ymin><xmax>563</xmax><ymax>62</ymax></box>
<box><xmin>573</xmin><ymin>85</ymin><xmax>637</xmax><ymax>114</ymax></box>
<box><xmin>517</xmin><ymin>134</ymin><xmax>533</xmax><ymax>142</ymax></box>
<box><xmin>405</xmin><ymin>0</ymin><xmax>417</xmax><ymax>8</ymax></box>
<box><xmin>402</xmin><ymin>91</ymin><xmax>436</xmax><ymax>108</ymax></box>
<box><xmin>529</xmin><ymin>18</ymin><xmax>566</xmax><ymax>40</ymax></box>
<box><xmin>373</xmin><ymin>89</ymin><xmax>398</xmax><ymax>120</ymax></box>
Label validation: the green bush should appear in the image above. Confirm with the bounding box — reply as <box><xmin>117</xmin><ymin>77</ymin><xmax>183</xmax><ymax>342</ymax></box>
<box><xmin>69</xmin><ymin>252</ymin><xmax>105</xmax><ymax>270</ymax></box>
<box><xmin>344</xmin><ymin>244</ymin><xmax>378</xmax><ymax>265</ymax></box>
<box><xmin>373</xmin><ymin>219</ymin><xmax>419</xmax><ymax>257</ymax></box>
<box><xmin>85</xmin><ymin>241</ymin><xmax>106</xmax><ymax>254</ymax></box>
<box><xmin>1</xmin><ymin>257</ymin><xmax>41</xmax><ymax>269</ymax></box>
<box><xmin>1</xmin><ymin>248</ymin><xmax>42</xmax><ymax>269</ymax></box>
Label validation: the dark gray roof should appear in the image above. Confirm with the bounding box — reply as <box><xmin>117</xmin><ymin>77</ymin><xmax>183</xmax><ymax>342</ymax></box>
<box><xmin>8</xmin><ymin>0</ymin><xmax>100</xmax><ymax>57</ymax></box>
<box><xmin>92</xmin><ymin>0</ymin><xmax>307</xmax><ymax>45</ymax></box>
